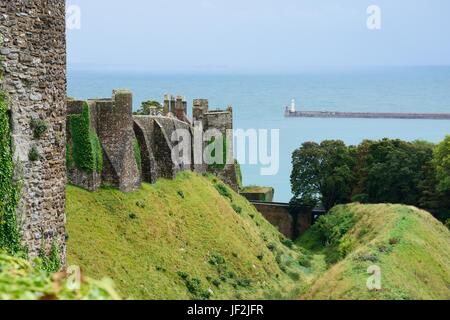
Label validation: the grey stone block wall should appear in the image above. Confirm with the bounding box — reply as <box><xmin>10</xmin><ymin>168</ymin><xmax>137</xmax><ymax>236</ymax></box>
<box><xmin>133</xmin><ymin>115</ymin><xmax>192</xmax><ymax>182</ymax></box>
<box><xmin>67</xmin><ymin>91</ymin><xmax>141</xmax><ymax>193</ymax></box>
<box><xmin>0</xmin><ymin>1</ymin><xmax>67</xmax><ymax>261</ymax></box>
<box><xmin>68</xmin><ymin>92</ymin><xmax>238</xmax><ymax>193</ymax></box>
<box><xmin>198</xmin><ymin>103</ymin><xmax>238</xmax><ymax>190</ymax></box>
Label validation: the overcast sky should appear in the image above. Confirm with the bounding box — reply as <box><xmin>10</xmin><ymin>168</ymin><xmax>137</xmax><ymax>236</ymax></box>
<box><xmin>66</xmin><ymin>0</ymin><xmax>450</xmax><ymax>73</ymax></box>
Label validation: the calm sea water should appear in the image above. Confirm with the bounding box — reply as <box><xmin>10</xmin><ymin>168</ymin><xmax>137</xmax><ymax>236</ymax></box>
<box><xmin>68</xmin><ymin>67</ymin><xmax>450</xmax><ymax>202</ymax></box>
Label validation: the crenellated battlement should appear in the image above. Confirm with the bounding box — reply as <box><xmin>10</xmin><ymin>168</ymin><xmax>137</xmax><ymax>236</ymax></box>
<box><xmin>66</xmin><ymin>91</ymin><xmax>238</xmax><ymax>193</ymax></box>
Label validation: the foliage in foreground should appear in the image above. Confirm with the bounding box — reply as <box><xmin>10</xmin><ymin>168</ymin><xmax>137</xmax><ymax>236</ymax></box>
<box><xmin>0</xmin><ymin>252</ymin><xmax>120</xmax><ymax>300</ymax></box>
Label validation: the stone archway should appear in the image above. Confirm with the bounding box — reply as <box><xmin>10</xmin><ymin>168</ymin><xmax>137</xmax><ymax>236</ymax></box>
<box><xmin>133</xmin><ymin>120</ymin><xmax>157</xmax><ymax>183</ymax></box>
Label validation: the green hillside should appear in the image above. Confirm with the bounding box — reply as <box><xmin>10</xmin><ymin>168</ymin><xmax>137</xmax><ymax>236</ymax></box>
<box><xmin>299</xmin><ymin>204</ymin><xmax>450</xmax><ymax>300</ymax></box>
<box><xmin>66</xmin><ymin>172</ymin><xmax>308</xmax><ymax>300</ymax></box>
<box><xmin>66</xmin><ymin>172</ymin><xmax>450</xmax><ymax>300</ymax></box>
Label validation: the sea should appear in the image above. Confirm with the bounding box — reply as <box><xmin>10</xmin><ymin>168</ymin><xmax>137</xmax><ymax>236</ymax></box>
<box><xmin>68</xmin><ymin>66</ymin><xmax>450</xmax><ymax>202</ymax></box>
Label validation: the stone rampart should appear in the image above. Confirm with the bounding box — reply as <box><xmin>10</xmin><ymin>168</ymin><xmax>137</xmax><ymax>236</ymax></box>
<box><xmin>0</xmin><ymin>0</ymin><xmax>67</xmax><ymax>261</ymax></box>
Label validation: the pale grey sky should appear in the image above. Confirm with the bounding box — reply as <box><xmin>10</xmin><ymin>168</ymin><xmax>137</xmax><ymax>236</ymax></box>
<box><xmin>67</xmin><ymin>0</ymin><xmax>450</xmax><ymax>73</ymax></box>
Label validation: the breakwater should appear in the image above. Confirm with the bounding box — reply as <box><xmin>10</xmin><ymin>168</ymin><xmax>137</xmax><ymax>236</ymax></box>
<box><xmin>285</xmin><ymin>110</ymin><xmax>450</xmax><ymax>120</ymax></box>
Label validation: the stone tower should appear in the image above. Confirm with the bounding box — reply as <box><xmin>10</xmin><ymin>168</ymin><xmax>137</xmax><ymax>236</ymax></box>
<box><xmin>95</xmin><ymin>90</ymin><xmax>141</xmax><ymax>192</ymax></box>
<box><xmin>193</xmin><ymin>99</ymin><xmax>209</xmax><ymax>124</ymax></box>
<box><xmin>163</xmin><ymin>94</ymin><xmax>175</xmax><ymax>115</ymax></box>
<box><xmin>174</xmin><ymin>96</ymin><xmax>189</xmax><ymax>123</ymax></box>
<box><xmin>0</xmin><ymin>1</ymin><xmax>67</xmax><ymax>261</ymax></box>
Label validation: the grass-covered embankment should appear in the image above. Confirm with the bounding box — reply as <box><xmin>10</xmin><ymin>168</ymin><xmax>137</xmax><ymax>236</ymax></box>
<box><xmin>298</xmin><ymin>204</ymin><xmax>450</xmax><ymax>300</ymax></box>
<box><xmin>66</xmin><ymin>172</ymin><xmax>309</xmax><ymax>300</ymax></box>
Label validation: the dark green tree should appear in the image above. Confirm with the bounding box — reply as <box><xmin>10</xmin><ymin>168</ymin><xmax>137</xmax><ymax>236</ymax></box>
<box><xmin>134</xmin><ymin>101</ymin><xmax>163</xmax><ymax>116</ymax></box>
<box><xmin>290</xmin><ymin>140</ymin><xmax>355</xmax><ymax>210</ymax></box>
<box><xmin>362</xmin><ymin>139</ymin><xmax>433</xmax><ymax>206</ymax></box>
<box><xmin>318</xmin><ymin>140</ymin><xmax>355</xmax><ymax>211</ymax></box>
<box><xmin>433</xmin><ymin>135</ymin><xmax>450</xmax><ymax>193</ymax></box>
<box><xmin>290</xmin><ymin>142</ymin><xmax>321</xmax><ymax>207</ymax></box>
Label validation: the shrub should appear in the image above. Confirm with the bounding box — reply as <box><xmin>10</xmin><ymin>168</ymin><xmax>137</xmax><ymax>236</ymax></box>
<box><xmin>338</xmin><ymin>235</ymin><xmax>356</xmax><ymax>258</ymax></box>
<box><xmin>177</xmin><ymin>271</ymin><xmax>189</xmax><ymax>280</ymax></box>
<box><xmin>287</xmin><ymin>271</ymin><xmax>300</xmax><ymax>281</ymax></box>
<box><xmin>298</xmin><ymin>255</ymin><xmax>312</xmax><ymax>268</ymax></box>
<box><xmin>135</xmin><ymin>200</ymin><xmax>145</xmax><ymax>208</ymax></box>
<box><xmin>389</xmin><ymin>237</ymin><xmax>400</xmax><ymax>245</ymax></box>
<box><xmin>232</xmin><ymin>204</ymin><xmax>242</xmax><ymax>214</ymax></box>
<box><xmin>31</xmin><ymin>119</ymin><xmax>47</xmax><ymax>139</ymax></box>
<box><xmin>212</xmin><ymin>279</ymin><xmax>221</xmax><ymax>287</ymax></box>
<box><xmin>315</xmin><ymin>208</ymin><xmax>357</xmax><ymax>246</ymax></box>
<box><xmin>177</xmin><ymin>190</ymin><xmax>185</xmax><ymax>199</ymax></box>
<box><xmin>28</xmin><ymin>145</ymin><xmax>40</xmax><ymax>162</ymax></box>
<box><xmin>235</xmin><ymin>278</ymin><xmax>251</xmax><ymax>288</ymax></box>
<box><xmin>177</xmin><ymin>273</ymin><xmax>211</xmax><ymax>300</ymax></box>
<box><xmin>186</xmin><ymin>277</ymin><xmax>202</xmax><ymax>295</ymax></box>
<box><xmin>208</xmin><ymin>253</ymin><xmax>226</xmax><ymax>266</ymax></box>
<box><xmin>129</xmin><ymin>213</ymin><xmax>137</xmax><ymax>220</ymax></box>
<box><xmin>267</xmin><ymin>243</ymin><xmax>276</xmax><ymax>251</ymax></box>
<box><xmin>214</xmin><ymin>183</ymin><xmax>232</xmax><ymax>200</ymax></box>
<box><xmin>281</xmin><ymin>239</ymin><xmax>294</xmax><ymax>249</ymax></box>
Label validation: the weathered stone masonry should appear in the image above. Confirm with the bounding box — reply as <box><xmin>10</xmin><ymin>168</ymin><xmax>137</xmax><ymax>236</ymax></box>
<box><xmin>0</xmin><ymin>1</ymin><xmax>66</xmax><ymax>261</ymax></box>
<box><xmin>193</xmin><ymin>99</ymin><xmax>238</xmax><ymax>190</ymax></box>
<box><xmin>0</xmin><ymin>1</ymin><xmax>287</xmax><ymax>263</ymax></box>
<box><xmin>67</xmin><ymin>90</ymin><xmax>239</xmax><ymax>193</ymax></box>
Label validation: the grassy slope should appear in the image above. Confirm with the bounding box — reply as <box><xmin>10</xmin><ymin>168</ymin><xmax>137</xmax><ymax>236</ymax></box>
<box><xmin>299</xmin><ymin>204</ymin><xmax>450</xmax><ymax>300</ymax></box>
<box><xmin>66</xmin><ymin>172</ymin><xmax>307</xmax><ymax>300</ymax></box>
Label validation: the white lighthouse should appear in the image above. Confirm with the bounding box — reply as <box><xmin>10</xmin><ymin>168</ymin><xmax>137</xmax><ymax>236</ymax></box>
<box><xmin>290</xmin><ymin>99</ymin><xmax>296</xmax><ymax>113</ymax></box>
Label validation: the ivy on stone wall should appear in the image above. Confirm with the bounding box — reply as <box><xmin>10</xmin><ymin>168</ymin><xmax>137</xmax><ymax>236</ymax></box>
<box><xmin>38</xmin><ymin>240</ymin><xmax>61</xmax><ymax>273</ymax></box>
<box><xmin>234</xmin><ymin>160</ymin><xmax>242</xmax><ymax>189</ymax></box>
<box><xmin>68</xmin><ymin>103</ymin><xmax>103</xmax><ymax>174</ymax></box>
<box><xmin>134</xmin><ymin>139</ymin><xmax>142</xmax><ymax>173</ymax></box>
<box><xmin>0</xmin><ymin>90</ymin><xmax>22</xmax><ymax>255</ymax></box>
<box><xmin>207</xmin><ymin>136</ymin><xmax>228</xmax><ymax>170</ymax></box>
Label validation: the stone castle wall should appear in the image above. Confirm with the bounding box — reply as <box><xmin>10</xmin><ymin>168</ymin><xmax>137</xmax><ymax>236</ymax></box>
<box><xmin>251</xmin><ymin>202</ymin><xmax>315</xmax><ymax>239</ymax></box>
<box><xmin>0</xmin><ymin>1</ymin><xmax>67</xmax><ymax>261</ymax></box>
<box><xmin>96</xmin><ymin>90</ymin><xmax>141</xmax><ymax>192</ymax></box>
<box><xmin>133</xmin><ymin>115</ymin><xmax>192</xmax><ymax>182</ymax></box>
<box><xmin>67</xmin><ymin>91</ymin><xmax>238</xmax><ymax>193</ymax></box>
<box><xmin>67</xmin><ymin>91</ymin><xmax>142</xmax><ymax>192</ymax></box>
<box><xmin>202</xmin><ymin>107</ymin><xmax>237</xmax><ymax>190</ymax></box>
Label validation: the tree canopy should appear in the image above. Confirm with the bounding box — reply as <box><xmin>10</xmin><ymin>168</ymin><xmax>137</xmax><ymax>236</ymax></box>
<box><xmin>134</xmin><ymin>101</ymin><xmax>163</xmax><ymax>116</ymax></box>
<box><xmin>290</xmin><ymin>137</ymin><xmax>450</xmax><ymax>223</ymax></box>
